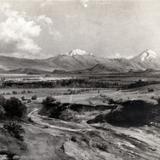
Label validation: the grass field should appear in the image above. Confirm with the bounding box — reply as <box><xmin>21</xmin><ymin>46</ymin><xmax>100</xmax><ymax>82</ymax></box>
<box><xmin>1</xmin><ymin>72</ymin><xmax>160</xmax><ymax>159</ymax></box>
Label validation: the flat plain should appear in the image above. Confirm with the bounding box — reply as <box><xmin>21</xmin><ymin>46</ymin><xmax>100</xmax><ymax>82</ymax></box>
<box><xmin>0</xmin><ymin>72</ymin><xmax>160</xmax><ymax>160</ymax></box>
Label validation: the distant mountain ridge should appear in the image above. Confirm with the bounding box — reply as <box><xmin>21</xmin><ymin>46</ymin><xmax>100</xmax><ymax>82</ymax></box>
<box><xmin>0</xmin><ymin>49</ymin><xmax>160</xmax><ymax>74</ymax></box>
<box><xmin>131</xmin><ymin>49</ymin><xmax>160</xmax><ymax>70</ymax></box>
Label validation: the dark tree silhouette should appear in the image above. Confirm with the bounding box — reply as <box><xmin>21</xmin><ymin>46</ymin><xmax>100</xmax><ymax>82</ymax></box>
<box><xmin>3</xmin><ymin>97</ymin><xmax>26</xmax><ymax>119</ymax></box>
<box><xmin>3</xmin><ymin>121</ymin><xmax>25</xmax><ymax>141</ymax></box>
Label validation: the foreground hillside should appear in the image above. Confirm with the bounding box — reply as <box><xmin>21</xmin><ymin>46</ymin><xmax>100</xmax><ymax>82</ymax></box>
<box><xmin>1</xmin><ymin>82</ymin><xmax>160</xmax><ymax>159</ymax></box>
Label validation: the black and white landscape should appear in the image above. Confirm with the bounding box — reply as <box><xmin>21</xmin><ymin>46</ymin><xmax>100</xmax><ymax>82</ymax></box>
<box><xmin>1</xmin><ymin>1</ymin><xmax>160</xmax><ymax>160</ymax></box>
<box><xmin>0</xmin><ymin>49</ymin><xmax>160</xmax><ymax>73</ymax></box>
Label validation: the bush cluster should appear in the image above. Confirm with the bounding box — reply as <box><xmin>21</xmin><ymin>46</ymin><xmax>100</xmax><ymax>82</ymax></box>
<box><xmin>0</xmin><ymin>95</ymin><xmax>26</xmax><ymax>120</ymax></box>
<box><xmin>3</xmin><ymin>121</ymin><xmax>25</xmax><ymax>141</ymax></box>
<box><xmin>31</xmin><ymin>95</ymin><xmax>37</xmax><ymax>100</ymax></box>
<box><xmin>42</xmin><ymin>96</ymin><xmax>66</xmax><ymax>118</ymax></box>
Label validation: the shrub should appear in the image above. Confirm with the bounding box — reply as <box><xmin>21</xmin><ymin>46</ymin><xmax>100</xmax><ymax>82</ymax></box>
<box><xmin>31</xmin><ymin>95</ymin><xmax>37</xmax><ymax>100</ymax></box>
<box><xmin>92</xmin><ymin>142</ymin><xmax>108</xmax><ymax>151</ymax></box>
<box><xmin>156</xmin><ymin>97</ymin><xmax>160</xmax><ymax>104</ymax></box>
<box><xmin>12</xmin><ymin>91</ymin><xmax>17</xmax><ymax>95</ymax></box>
<box><xmin>88</xmin><ymin>100</ymin><xmax>158</xmax><ymax>126</ymax></box>
<box><xmin>71</xmin><ymin>136</ymin><xmax>77</xmax><ymax>142</ymax></box>
<box><xmin>21</xmin><ymin>90</ymin><xmax>26</xmax><ymax>94</ymax></box>
<box><xmin>49</xmin><ymin>102</ymin><xmax>64</xmax><ymax>118</ymax></box>
<box><xmin>3</xmin><ymin>121</ymin><xmax>25</xmax><ymax>141</ymax></box>
<box><xmin>59</xmin><ymin>109</ymin><xmax>76</xmax><ymax>121</ymax></box>
<box><xmin>0</xmin><ymin>105</ymin><xmax>5</xmax><ymax>119</ymax></box>
<box><xmin>105</xmin><ymin>100</ymin><xmax>155</xmax><ymax>126</ymax></box>
<box><xmin>27</xmin><ymin>99</ymin><xmax>31</xmax><ymax>103</ymax></box>
<box><xmin>27</xmin><ymin>90</ymin><xmax>32</xmax><ymax>93</ymax></box>
<box><xmin>42</xmin><ymin>96</ymin><xmax>56</xmax><ymax>107</ymax></box>
<box><xmin>41</xmin><ymin>96</ymin><xmax>65</xmax><ymax>118</ymax></box>
<box><xmin>0</xmin><ymin>95</ymin><xmax>6</xmax><ymax>106</ymax></box>
<box><xmin>148</xmin><ymin>88</ymin><xmax>154</xmax><ymax>92</ymax></box>
<box><xmin>3</xmin><ymin>97</ymin><xmax>27</xmax><ymax>119</ymax></box>
<box><xmin>21</xmin><ymin>96</ymin><xmax>25</xmax><ymax>101</ymax></box>
<box><xmin>107</xmin><ymin>98</ymin><xmax>115</xmax><ymax>104</ymax></box>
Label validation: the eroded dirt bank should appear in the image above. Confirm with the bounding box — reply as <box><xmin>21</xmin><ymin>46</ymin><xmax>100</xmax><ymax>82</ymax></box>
<box><xmin>34</xmin><ymin>98</ymin><xmax>160</xmax><ymax>160</ymax></box>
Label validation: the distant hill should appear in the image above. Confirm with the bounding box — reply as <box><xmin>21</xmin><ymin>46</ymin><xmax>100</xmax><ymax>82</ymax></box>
<box><xmin>0</xmin><ymin>49</ymin><xmax>160</xmax><ymax>74</ymax></box>
<box><xmin>0</xmin><ymin>55</ymin><xmax>55</xmax><ymax>72</ymax></box>
<box><xmin>8</xmin><ymin>68</ymin><xmax>51</xmax><ymax>74</ymax></box>
<box><xmin>45</xmin><ymin>49</ymin><xmax>100</xmax><ymax>71</ymax></box>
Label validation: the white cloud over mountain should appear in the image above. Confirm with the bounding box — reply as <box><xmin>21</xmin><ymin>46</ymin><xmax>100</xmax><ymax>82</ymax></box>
<box><xmin>0</xmin><ymin>3</ymin><xmax>42</xmax><ymax>55</ymax></box>
<box><xmin>37</xmin><ymin>14</ymin><xmax>62</xmax><ymax>39</ymax></box>
<box><xmin>0</xmin><ymin>0</ymin><xmax>160</xmax><ymax>59</ymax></box>
<box><xmin>40</xmin><ymin>0</ymin><xmax>54</xmax><ymax>8</ymax></box>
<box><xmin>37</xmin><ymin>15</ymin><xmax>53</xmax><ymax>25</ymax></box>
<box><xmin>0</xmin><ymin>2</ymin><xmax>62</xmax><ymax>58</ymax></box>
<box><xmin>80</xmin><ymin>0</ymin><xmax>89</xmax><ymax>8</ymax></box>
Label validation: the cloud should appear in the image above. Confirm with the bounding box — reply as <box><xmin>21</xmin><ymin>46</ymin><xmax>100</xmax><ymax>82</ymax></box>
<box><xmin>37</xmin><ymin>15</ymin><xmax>62</xmax><ymax>39</ymax></box>
<box><xmin>37</xmin><ymin>15</ymin><xmax>53</xmax><ymax>25</ymax></box>
<box><xmin>40</xmin><ymin>0</ymin><xmax>52</xmax><ymax>8</ymax></box>
<box><xmin>0</xmin><ymin>3</ymin><xmax>41</xmax><ymax>55</ymax></box>
<box><xmin>114</xmin><ymin>53</ymin><xmax>121</xmax><ymax>58</ymax></box>
<box><xmin>80</xmin><ymin>0</ymin><xmax>89</xmax><ymax>8</ymax></box>
<box><xmin>41</xmin><ymin>0</ymin><xmax>89</xmax><ymax>8</ymax></box>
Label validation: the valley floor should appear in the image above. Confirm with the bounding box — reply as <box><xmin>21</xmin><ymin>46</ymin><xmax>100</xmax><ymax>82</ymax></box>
<box><xmin>1</xmin><ymin>84</ymin><xmax>160</xmax><ymax>160</ymax></box>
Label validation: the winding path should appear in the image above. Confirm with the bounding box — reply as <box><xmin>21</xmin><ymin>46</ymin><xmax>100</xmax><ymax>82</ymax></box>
<box><xmin>28</xmin><ymin>108</ymin><xmax>93</xmax><ymax>133</ymax></box>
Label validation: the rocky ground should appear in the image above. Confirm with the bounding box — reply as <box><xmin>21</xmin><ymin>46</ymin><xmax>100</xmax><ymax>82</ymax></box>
<box><xmin>1</xmin><ymin>85</ymin><xmax>160</xmax><ymax>160</ymax></box>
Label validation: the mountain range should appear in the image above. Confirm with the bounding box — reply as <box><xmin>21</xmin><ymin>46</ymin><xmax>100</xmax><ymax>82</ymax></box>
<box><xmin>0</xmin><ymin>49</ymin><xmax>160</xmax><ymax>74</ymax></box>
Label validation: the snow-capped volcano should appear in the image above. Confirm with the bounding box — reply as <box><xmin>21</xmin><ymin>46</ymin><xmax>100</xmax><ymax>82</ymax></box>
<box><xmin>131</xmin><ymin>49</ymin><xmax>160</xmax><ymax>70</ymax></box>
<box><xmin>65</xmin><ymin>49</ymin><xmax>93</xmax><ymax>56</ymax></box>
<box><xmin>132</xmin><ymin>49</ymin><xmax>159</xmax><ymax>62</ymax></box>
<box><xmin>138</xmin><ymin>49</ymin><xmax>158</xmax><ymax>62</ymax></box>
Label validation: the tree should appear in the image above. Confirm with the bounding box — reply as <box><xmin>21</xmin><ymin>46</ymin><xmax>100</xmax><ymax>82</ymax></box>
<box><xmin>42</xmin><ymin>96</ymin><xmax>65</xmax><ymax>118</ymax></box>
<box><xmin>3</xmin><ymin>121</ymin><xmax>25</xmax><ymax>141</ymax></box>
<box><xmin>12</xmin><ymin>91</ymin><xmax>18</xmax><ymax>95</ymax></box>
<box><xmin>0</xmin><ymin>105</ymin><xmax>5</xmax><ymax>119</ymax></box>
<box><xmin>0</xmin><ymin>95</ymin><xmax>6</xmax><ymax>107</ymax></box>
<box><xmin>42</xmin><ymin>96</ymin><xmax>57</xmax><ymax>107</ymax></box>
<box><xmin>21</xmin><ymin>96</ymin><xmax>25</xmax><ymax>101</ymax></box>
<box><xmin>4</xmin><ymin>97</ymin><xmax>26</xmax><ymax>119</ymax></box>
<box><xmin>31</xmin><ymin>95</ymin><xmax>37</xmax><ymax>100</ymax></box>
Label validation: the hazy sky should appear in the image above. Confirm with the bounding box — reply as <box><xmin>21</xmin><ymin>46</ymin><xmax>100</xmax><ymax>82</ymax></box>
<box><xmin>0</xmin><ymin>0</ymin><xmax>160</xmax><ymax>59</ymax></box>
